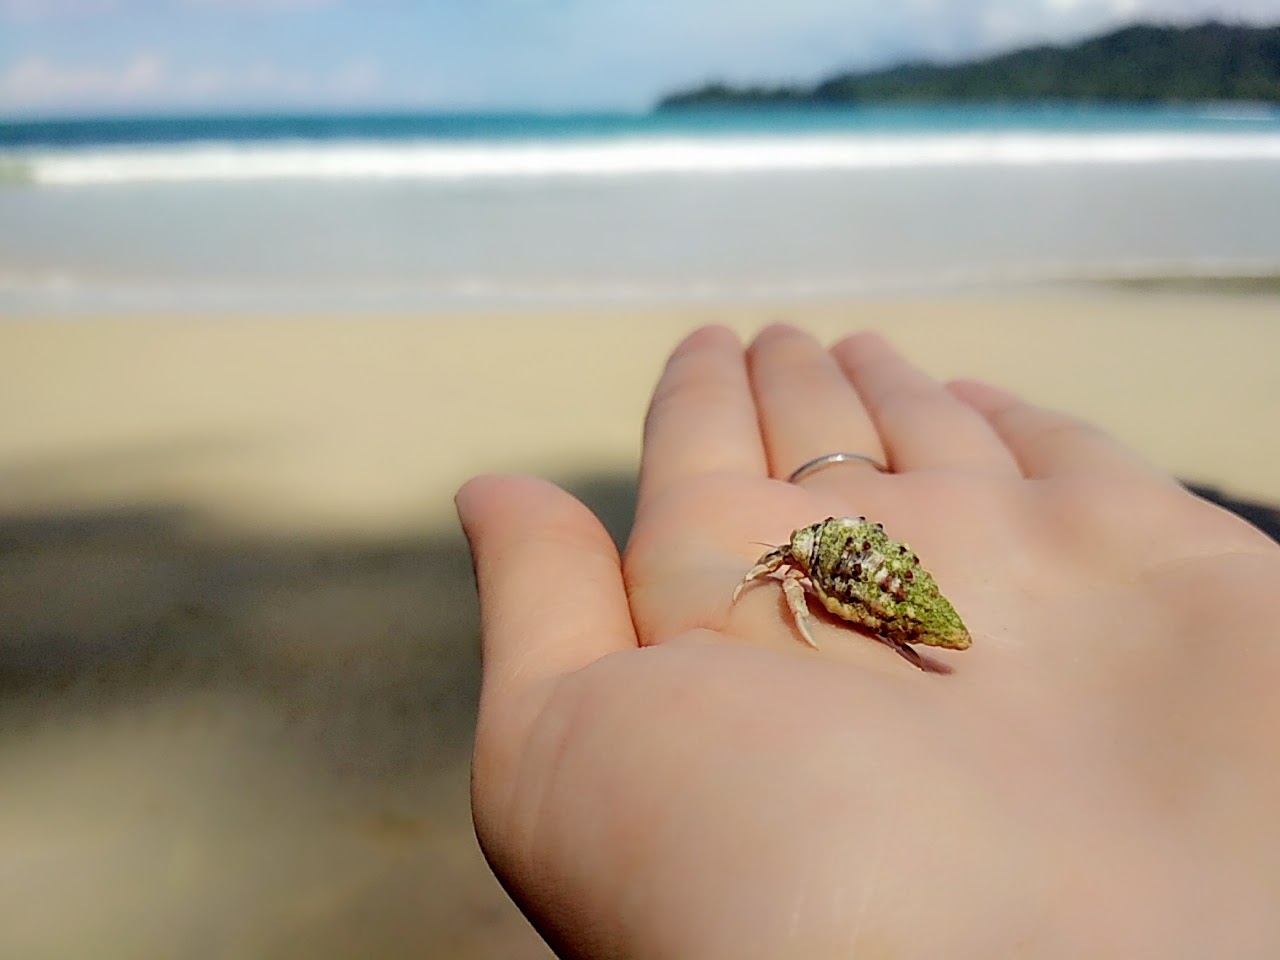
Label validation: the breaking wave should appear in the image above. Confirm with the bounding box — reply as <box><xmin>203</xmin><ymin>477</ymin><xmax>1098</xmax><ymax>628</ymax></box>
<box><xmin>8</xmin><ymin>131</ymin><xmax>1280</xmax><ymax>186</ymax></box>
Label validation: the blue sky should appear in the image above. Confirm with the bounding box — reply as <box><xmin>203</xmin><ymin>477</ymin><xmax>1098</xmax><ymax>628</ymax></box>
<box><xmin>1</xmin><ymin>0</ymin><xmax>1276</xmax><ymax>117</ymax></box>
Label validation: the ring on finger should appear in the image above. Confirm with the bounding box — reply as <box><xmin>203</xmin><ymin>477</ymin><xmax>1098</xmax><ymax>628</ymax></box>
<box><xmin>788</xmin><ymin>452</ymin><xmax>888</xmax><ymax>484</ymax></box>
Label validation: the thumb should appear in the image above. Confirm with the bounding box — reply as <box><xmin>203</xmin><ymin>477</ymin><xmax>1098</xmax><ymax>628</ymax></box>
<box><xmin>456</xmin><ymin>474</ymin><xmax>637</xmax><ymax>697</ymax></box>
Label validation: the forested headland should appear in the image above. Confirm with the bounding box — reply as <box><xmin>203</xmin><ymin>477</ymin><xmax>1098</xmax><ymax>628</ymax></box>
<box><xmin>657</xmin><ymin>22</ymin><xmax>1280</xmax><ymax>108</ymax></box>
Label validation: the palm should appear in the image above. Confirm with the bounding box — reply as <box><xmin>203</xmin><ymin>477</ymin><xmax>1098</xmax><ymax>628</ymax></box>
<box><xmin>459</xmin><ymin>326</ymin><xmax>1280</xmax><ymax>960</ymax></box>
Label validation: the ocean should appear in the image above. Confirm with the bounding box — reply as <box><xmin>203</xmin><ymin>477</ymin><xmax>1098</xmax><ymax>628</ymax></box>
<box><xmin>2</xmin><ymin>104</ymin><xmax>1279</xmax><ymax>312</ymax></box>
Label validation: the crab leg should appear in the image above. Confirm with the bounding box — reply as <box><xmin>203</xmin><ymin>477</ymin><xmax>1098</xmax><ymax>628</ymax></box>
<box><xmin>732</xmin><ymin>546</ymin><xmax>788</xmax><ymax>602</ymax></box>
<box><xmin>781</xmin><ymin>567</ymin><xmax>819</xmax><ymax>648</ymax></box>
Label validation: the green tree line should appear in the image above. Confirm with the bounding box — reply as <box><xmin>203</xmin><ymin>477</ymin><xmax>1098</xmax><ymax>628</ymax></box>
<box><xmin>658</xmin><ymin>22</ymin><xmax>1280</xmax><ymax>107</ymax></box>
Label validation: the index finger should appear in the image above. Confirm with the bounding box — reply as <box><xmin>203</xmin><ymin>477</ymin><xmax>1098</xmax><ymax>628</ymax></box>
<box><xmin>638</xmin><ymin>326</ymin><xmax>768</xmax><ymax>509</ymax></box>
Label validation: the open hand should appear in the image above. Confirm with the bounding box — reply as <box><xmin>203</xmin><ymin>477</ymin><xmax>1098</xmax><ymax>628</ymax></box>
<box><xmin>457</xmin><ymin>325</ymin><xmax>1280</xmax><ymax>959</ymax></box>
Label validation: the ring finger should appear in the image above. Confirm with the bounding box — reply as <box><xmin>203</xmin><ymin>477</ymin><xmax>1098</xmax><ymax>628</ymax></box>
<box><xmin>831</xmin><ymin>332</ymin><xmax>1020</xmax><ymax>474</ymax></box>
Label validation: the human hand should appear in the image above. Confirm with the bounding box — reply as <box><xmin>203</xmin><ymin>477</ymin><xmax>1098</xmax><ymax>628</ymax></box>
<box><xmin>456</xmin><ymin>325</ymin><xmax>1280</xmax><ymax>959</ymax></box>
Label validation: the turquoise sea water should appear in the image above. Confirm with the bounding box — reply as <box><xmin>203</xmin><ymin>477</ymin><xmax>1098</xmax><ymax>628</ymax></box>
<box><xmin>6</xmin><ymin>103</ymin><xmax>1280</xmax><ymax>149</ymax></box>
<box><xmin>2</xmin><ymin>104</ymin><xmax>1279</xmax><ymax>311</ymax></box>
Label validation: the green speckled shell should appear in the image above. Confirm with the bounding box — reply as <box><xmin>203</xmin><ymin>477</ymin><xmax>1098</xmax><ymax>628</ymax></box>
<box><xmin>792</xmin><ymin>517</ymin><xmax>971</xmax><ymax>650</ymax></box>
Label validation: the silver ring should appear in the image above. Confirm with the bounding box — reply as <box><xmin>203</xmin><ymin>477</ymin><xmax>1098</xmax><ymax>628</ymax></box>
<box><xmin>788</xmin><ymin>452</ymin><xmax>887</xmax><ymax>484</ymax></box>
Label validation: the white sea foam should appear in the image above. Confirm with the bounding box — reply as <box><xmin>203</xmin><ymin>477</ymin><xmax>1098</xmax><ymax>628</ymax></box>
<box><xmin>13</xmin><ymin>132</ymin><xmax>1280</xmax><ymax>186</ymax></box>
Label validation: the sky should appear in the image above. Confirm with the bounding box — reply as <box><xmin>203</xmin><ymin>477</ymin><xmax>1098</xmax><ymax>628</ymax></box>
<box><xmin>1</xmin><ymin>0</ymin><xmax>1277</xmax><ymax>117</ymax></box>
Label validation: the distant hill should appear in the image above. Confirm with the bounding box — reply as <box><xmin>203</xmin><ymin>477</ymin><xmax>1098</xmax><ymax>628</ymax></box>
<box><xmin>657</xmin><ymin>22</ymin><xmax>1280</xmax><ymax>108</ymax></box>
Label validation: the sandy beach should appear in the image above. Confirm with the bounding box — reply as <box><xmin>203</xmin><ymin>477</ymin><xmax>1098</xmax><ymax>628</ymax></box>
<box><xmin>2</xmin><ymin>292</ymin><xmax>1278</xmax><ymax>958</ymax></box>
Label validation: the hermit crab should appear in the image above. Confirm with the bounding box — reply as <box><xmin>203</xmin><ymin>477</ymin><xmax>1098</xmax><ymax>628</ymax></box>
<box><xmin>733</xmin><ymin>517</ymin><xmax>971</xmax><ymax>659</ymax></box>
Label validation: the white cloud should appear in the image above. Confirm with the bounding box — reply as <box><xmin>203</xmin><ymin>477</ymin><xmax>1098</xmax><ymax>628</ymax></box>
<box><xmin>0</xmin><ymin>52</ymin><xmax>382</xmax><ymax>113</ymax></box>
<box><xmin>0</xmin><ymin>53</ymin><xmax>165</xmax><ymax>110</ymax></box>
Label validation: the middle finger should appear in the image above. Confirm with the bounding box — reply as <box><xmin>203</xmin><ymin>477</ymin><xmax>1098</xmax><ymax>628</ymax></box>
<box><xmin>747</xmin><ymin>324</ymin><xmax>886</xmax><ymax>480</ymax></box>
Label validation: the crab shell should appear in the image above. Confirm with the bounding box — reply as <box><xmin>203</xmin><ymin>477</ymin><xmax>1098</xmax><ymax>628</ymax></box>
<box><xmin>734</xmin><ymin>517</ymin><xmax>971</xmax><ymax>651</ymax></box>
